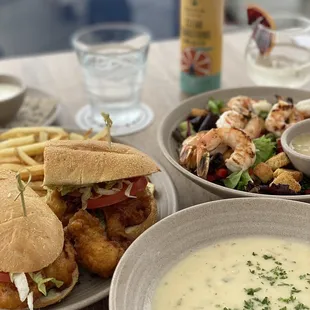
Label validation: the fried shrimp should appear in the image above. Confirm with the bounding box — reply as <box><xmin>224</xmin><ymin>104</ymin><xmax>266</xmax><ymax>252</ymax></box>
<box><xmin>67</xmin><ymin>210</ymin><xmax>124</xmax><ymax>278</ymax></box>
<box><xmin>226</xmin><ymin>96</ymin><xmax>256</xmax><ymax>117</ymax></box>
<box><xmin>42</xmin><ymin>240</ymin><xmax>77</xmax><ymax>287</ymax></box>
<box><xmin>196</xmin><ymin>128</ymin><xmax>256</xmax><ymax>172</ymax></box>
<box><xmin>265</xmin><ymin>100</ymin><xmax>304</xmax><ymax>136</ymax></box>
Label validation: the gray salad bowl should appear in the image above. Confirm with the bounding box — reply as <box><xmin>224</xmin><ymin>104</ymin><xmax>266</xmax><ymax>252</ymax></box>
<box><xmin>157</xmin><ymin>86</ymin><xmax>310</xmax><ymax>202</ymax></box>
<box><xmin>109</xmin><ymin>197</ymin><xmax>310</xmax><ymax>310</ymax></box>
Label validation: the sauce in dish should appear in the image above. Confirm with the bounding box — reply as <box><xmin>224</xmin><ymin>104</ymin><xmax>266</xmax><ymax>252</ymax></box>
<box><xmin>290</xmin><ymin>133</ymin><xmax>310</xmax><ymax>156</ymax></box>
<box><xmin>152</xmin><ymin>237</ymin><xmax>310</xmax><ymax>310</ymax></box>
<box><xmin>0</xmin><ymin>83</ymin><xmax>21</xmax><ymax>101</ymax></box>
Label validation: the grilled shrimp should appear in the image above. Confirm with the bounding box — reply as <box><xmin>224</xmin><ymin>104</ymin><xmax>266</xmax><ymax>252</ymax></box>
<box><xmin>216</xmin><ymin>110</ymin><xmax>263</xmax><ymax>139</ymax></box>
<box><xmin>196</xmin><ymin>128</ymin><xmax>256</xmax><ymax>173</ymax></box>
<box><xmin>227</xmin><ymin>96</ymin><xmax>256</xmax><ymax>117</ymax></box>
<box><xmin>295</xmin><ymin>99</ymin><xmax>310</xmax><ymax>118</ymax></box>
<box><xmin>216</xmin><ymin>110</ymin><xmax>247</xmax><ymax>129</ymax></box>
<box><xmin>180</xmin><ymin>131</ymin><xmax>227</xmax><ymax>177</ymax></box>
<box><xmin>265</xmin><ymin>100</ymin><xmax>304</xmax><ymax>136</ymax></box>
<box><xmin>243</xmin><ymin>115</ymin><xmax>264</xmax><ymax>139</ymax></box>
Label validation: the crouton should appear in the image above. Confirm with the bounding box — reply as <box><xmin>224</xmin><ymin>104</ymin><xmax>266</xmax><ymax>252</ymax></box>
<box><xmin>271</xmin><ymin>172</ymin><xmax>301</xmax><ymax>193</ymax></box>
<box><xmin>253</xmin><ymin>162</ymin><xmax>273</xmax><ymax>183</ymax></box>
<box><xmin>273</xmin><ymin>168</ymin><xmax>303</xmax><ymax>182</ymax></box>
<box><xmin>190</xmin><ymin>108</ymin><xmax>208</xmax><ymax>117</ymax></box>
<box><xmin>265</xmin><ymin>152</ymin><xmax>290</xmax><ymax>171</ymax></box>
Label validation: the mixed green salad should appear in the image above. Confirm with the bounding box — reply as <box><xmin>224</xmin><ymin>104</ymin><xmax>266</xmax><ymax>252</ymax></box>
<box><xmin>173</xmin><ymin>97</ymin><xmax>310</xmax><ymax>195</ymax></box>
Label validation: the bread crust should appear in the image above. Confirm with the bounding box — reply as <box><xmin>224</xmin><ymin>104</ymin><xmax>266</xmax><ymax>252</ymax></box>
<box><xmin>33</xmin><ymin>266</ymin><xmax>79</xmax><ymax>308</ymax></box>
<box><xmin>43</xmin><ymin>140</ymin><xmax>160</xmax><ymax>186</ymax></box>
<box><xmin>0</xmin><ymin>169</ymin><xmax>64</xmax><ymax>273</ymax></box>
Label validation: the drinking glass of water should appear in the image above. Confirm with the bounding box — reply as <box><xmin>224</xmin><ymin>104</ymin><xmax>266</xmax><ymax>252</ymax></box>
<box><xmin>72</xmin><ymin>23</ymin><xmax>152</xmax><ymax>136</ymax></box>
<box><xmin>245</xmin><ymin>15</ymin><xmax>310</xmax><ymax>88</ymax></box>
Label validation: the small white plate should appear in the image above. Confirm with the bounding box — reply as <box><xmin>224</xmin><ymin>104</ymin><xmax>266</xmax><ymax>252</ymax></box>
<box><xmin>2</xmin><ymin>88</ymin><xmax>59</xmax><ymax>128</ymax></box>
<box><xmin>75</xmin><ymin>104</ymin><xmax>154</xmax><ymax>136</ymax></box>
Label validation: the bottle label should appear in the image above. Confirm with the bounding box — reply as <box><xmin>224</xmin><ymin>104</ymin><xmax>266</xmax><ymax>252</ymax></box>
<box><xmin>180</xmin><ymin>0</ymin><xmax>223</xmax><ymax>94</ymax></box>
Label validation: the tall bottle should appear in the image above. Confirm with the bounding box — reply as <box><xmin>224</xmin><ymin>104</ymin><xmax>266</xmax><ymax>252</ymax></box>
<box><xmin>180</xmin><ymin>0</ymin><xmax>224</xmax><ymax>95</ymax></box>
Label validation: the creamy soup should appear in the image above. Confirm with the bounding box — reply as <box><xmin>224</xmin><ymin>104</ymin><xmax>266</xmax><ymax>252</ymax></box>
<box><xmin>0</xmin><ymin>83</ymin><xmax>21</xmax><ymax>101</ymax></box>
<box><xmin>290</xmin><ymin>133</ymin><xmax>310</xmax><ymax>156</ymax></box>
<box><xmin>152</xmin><ymin>237</ymin><xmax>310</xmax><ymax>310</ymax></box>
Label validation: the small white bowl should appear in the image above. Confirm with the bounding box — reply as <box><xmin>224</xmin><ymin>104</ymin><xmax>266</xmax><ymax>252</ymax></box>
<box><xmin>0</xmin><ymin>74</ymin><xmax>26</xmax><ymax>125</ymax></box>
<box><xmin>281</xmin><ymin>118</ymin><xmax>310</xmax><ymax>177</ymax></box>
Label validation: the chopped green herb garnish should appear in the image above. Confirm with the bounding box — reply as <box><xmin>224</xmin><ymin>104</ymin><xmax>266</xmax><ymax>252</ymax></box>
<box><xmin>244</xmin><ymin>288</ymin><xmax>261</xmax><ymax>296</ymax></box>
<box><xmin>278</xmin><ymin>295</ymin><xmax>296</xmax><ymax>304</ymax></box>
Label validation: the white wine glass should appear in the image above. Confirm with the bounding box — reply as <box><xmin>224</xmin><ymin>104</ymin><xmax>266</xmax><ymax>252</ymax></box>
<box><xmin>245</xmin><ymin>15</ymin><xmax>310</xmax><ymax>88</ymax></box>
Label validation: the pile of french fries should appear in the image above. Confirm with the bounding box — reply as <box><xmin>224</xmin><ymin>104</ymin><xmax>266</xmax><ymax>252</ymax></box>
<box><xmin>0</xmin><ymin>126</ymin><xmax>108</xmax><ymax>197</ymax></box>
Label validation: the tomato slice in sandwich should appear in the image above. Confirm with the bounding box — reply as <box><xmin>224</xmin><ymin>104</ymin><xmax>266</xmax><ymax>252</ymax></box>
<box><xmin>0</xmin><ymin>272</ymin><xmax>10</xmax><ymax>283</ymax></box>
<box><xmin>87</xmin><ymin>176</ymin><xmax>148</xmax><ymax>209</ymax></box>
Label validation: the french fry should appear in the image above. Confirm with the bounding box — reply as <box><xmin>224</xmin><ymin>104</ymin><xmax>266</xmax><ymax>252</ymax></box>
<box><xmin>19</xmin><ymin>165</ymin><xmax>44</xmax><ymax>181</ymax></box>
<box><xmin>0</xmin><ymin>135</ymin><xmax>36</xmax><ymax>149</ymax></box>
<box><xmin>50</xmin><ymin>133</ymin><xmax>68</xmax><ymax>140</ymax></box>
<box><xmin>29</xmin><ymin>181</ymin><xmax>44</xmax><ymax>191</ymax></box>
<box><xmin>91</xmin><ymin>127</ymin><xmax>108</xmax><ymax>141</ymax></box>
<box><xmin>0</xmin><ymin>156</ymin><xmax>21</xmax><ymax>164</ymax></box>
<box><xmin>0</xmin><ymin>141</ymin><xmax>46</xmax><ymax>157</ymax></box>
<box><xmin>39</xmin><ymin>131</ymin><xmax>49</xmax><ymax>142</ymax></box>
<box><xmin>34</xmin><ymin>190</ymin><xmax>47</xmax><ymax>197</ymax></box>
<box><xmin>69</xmin><ymin>132</ymin><xmax>84</xmax><ymax>140</ymax></box>
<box><xmin>0</xmin><ymin>163</ymin><xmax>27</xmax><ymax>172</ymax></box>
<box><xmin>15</xmin><ymin>147</ymin><xmax>39</xmax><ymax>166</ymax></box>
<box><xmin>0</xmin><ymin>127</ymin><xmax>66</xmax><ymax>140</ymax></box>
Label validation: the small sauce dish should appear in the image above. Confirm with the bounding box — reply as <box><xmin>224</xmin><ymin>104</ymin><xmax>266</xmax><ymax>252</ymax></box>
<box><xmin>0</xmin><ymin>75</ymin><xmax>26</xmax><ymax>124</ymax></box>
<box><xmin>281</xmin><ymin>118</ymin><xmax>310</xmax><ymax>177</ymax></box>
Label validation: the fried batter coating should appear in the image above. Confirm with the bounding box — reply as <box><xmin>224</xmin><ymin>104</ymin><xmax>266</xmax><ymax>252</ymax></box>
<box><xmin>46</xmin><ymin>190</ymin><xmax>68</xmax><ymax>221</ymax></box>
<box><xmin>103</xmin><ymin>191</ymin><xmax>151</xmax><ymax>246</ymax></box>
<box><xmin>45</xmin><ymin>190</ymin><xmax>79</xmax><ymax>227</ymax></box>
<box><xmin>0</xmin><ymin>279</ymin><xmax>40</xmax><ymax>309</ymax></box>
<box><xmin>67</xmin><ymin>210</ymin><xmax>124</xmax><ymax>278</ymax></box>
<box><xmin>0</xmin><ymin>241</ymin><xmax>77</xmax><ymax>309</ymax></box>
<box><xmin>42</xmin><ymin>240</ymin><xmax>77</xmax><ymax>287</ymax></box>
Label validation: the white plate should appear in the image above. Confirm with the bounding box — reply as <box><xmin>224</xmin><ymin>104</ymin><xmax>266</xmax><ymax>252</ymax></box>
<box><xmin>2</xmin><ymin>88</ymin><xmax>59</xmax><ymax>128</ymax></box>
<box><xmin>0</xmin><ymin>128</ymin><xmax>178</xmax><ymax>309</ymax></box>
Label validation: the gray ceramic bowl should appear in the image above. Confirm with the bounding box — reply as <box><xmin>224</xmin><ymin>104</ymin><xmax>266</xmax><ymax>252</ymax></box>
<box><xmin>109</xmin><ymin>197</ymin><xmax>310</xmax><ymax>310</ymax></box>
<box><xmin>0</xmin><ymin>75</ymin><xmax>26</xmax><ymax>124</ymax></box>
<box><xmin>158</xmin><ymin>86</ymin><xmax>310</xmax><ymax>202</ymax></box>
<box><xmin>281</xmin><ymin>119</ymin><xmax>310</xmax><ymax>177</ymax></box>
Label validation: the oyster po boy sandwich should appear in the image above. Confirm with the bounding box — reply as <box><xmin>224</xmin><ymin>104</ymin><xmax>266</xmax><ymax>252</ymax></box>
<box><xmin>43</xmin><ymin>140</ymin><xmax>160</xmax><ymax>278</ymax></box>
<box><xmin>0</xmin><ymin>169</ymin><xmax>78</xmax><ymax>310</ymax></box>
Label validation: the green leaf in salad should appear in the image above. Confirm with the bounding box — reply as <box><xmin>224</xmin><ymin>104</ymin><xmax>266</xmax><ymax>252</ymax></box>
<box><xmin>236</xmin><ymin>170</ymin><xmax>253</xmax><ymax>191</ymax></box>
<box><xmin>178</xmin><ymin>121</ymin><xmax>195</xmax><ymax>139</ymax></box>
<box><xmin>224</xmin><ymin>170</ymin><xmax>253</xmax><ymax>191</ymax></box>
<box><xmin>207</xmin><ymin>98</ymin><xmax>224</xmax><ymax>115</ymax></box>
<box><xmin>224</xmin><ymin>170</ymin><xmax>243</xmax><ymax>189</ymax></box>
<box><xmin>253</xmin><ymin>135</ymin><xmax>276</xmax><ymax>166</ymax></box>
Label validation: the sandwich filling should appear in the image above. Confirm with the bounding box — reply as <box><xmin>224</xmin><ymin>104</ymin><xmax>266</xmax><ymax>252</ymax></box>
<box><xmin>49</xmin><ymin>176</ymin><xmax>150</xmax><ymax>209</ymax></box>
<box><xmin>0</xmin><ymin>241</ymin><xmax>77</xmax><ymax>310</ymax></box>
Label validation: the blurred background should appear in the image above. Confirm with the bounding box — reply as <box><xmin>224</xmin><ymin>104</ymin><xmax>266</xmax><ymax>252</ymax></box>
<box><xmin>1</xmin><ymin>0</ymin><xmax>310</xmax><ymax>59</ymax></box>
